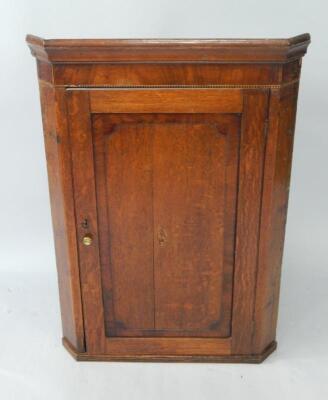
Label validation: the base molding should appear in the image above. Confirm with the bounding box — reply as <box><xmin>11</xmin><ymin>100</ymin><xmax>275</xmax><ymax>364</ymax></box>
<box><xmin>62</xmin><ymin>337</ymin><xmax>277</xmax><ymax>363</ymax></box>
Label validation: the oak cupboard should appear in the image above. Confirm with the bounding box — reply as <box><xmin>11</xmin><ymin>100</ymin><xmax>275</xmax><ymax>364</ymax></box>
<box><xmin>26</xmin><ymin>34</ymin><xmax>310</xmax><ymax>362</ymax></box>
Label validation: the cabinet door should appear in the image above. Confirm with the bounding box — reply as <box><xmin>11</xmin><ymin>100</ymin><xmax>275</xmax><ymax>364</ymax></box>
<box><xmin>67</xmin><ymin>89</ymin><xmax>268</xmax><ymax>356</ymax></box>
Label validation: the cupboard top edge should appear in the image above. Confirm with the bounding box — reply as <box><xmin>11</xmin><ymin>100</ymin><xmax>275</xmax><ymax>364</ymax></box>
<box><xmin>26</xmin><ymin>33</ymin><xmax>310</xmax><ymax>63</ymax></box>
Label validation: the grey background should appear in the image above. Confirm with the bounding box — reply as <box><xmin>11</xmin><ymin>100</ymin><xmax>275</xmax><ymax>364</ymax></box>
<box><xmin>0</xmin><ymin>0</ymin><xmax>327</xmax><ymax>399</ymax></box>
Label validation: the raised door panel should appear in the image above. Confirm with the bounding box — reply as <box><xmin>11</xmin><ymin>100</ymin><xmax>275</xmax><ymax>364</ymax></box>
<box><xmin>92</xmin><ymin>113</ymin><xmax>240</xmax><ymax>338</ymax></box>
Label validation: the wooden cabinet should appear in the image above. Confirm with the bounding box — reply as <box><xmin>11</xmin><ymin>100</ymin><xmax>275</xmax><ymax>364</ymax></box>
<box><xmin>27</xmin><ymin>34</ymin><xmax>310</xmax><ymax>362</ymax></box>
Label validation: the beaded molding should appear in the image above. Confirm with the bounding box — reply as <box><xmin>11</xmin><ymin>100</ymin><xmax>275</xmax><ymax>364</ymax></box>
<box><xmin>64</xmin><ymin>79</ymin><xmax>299</xmax><ymax>90</ymax></box>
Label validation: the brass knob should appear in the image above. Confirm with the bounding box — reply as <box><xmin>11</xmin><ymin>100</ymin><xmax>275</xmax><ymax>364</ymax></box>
<box><xmin>82</xmin><ymin>234</ymin><xmax>93</xmax><ymax>246</ymax></box>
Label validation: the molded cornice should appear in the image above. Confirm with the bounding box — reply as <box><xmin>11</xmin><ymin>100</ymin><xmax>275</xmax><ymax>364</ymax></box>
<box><xmin>26</xmin><ymin>34</ymin><xmax>310</xmax><ymax>63</ymax></box>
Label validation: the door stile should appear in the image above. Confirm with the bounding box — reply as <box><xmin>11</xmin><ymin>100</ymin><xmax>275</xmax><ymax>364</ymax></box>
<box><xmin>66</xmin><ymin>90</ymin><xmax>107</xmax><ymax>353</ymax></box>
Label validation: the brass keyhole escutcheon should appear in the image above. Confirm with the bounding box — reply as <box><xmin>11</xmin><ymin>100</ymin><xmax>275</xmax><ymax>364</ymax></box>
<box><xmin>82</xmin><ymin>234</ymin><xmax>93</xmax><ymax>246</ymax></box>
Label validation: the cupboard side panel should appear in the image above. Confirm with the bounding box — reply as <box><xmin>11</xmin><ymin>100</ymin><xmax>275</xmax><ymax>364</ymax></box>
<box><xmin>231</xmin><ymin>90</ymin><xmax>269</xmax><ymax>355</ymax></box>
<box><xmin>253</xmin><ymin>83</ymin><xmax>299</xmax><ymax>352</ymax></box>
<box><xmin>38</xmin><ymin>82</ymin><xmax>85</xmax><ymax>351</ymax></box>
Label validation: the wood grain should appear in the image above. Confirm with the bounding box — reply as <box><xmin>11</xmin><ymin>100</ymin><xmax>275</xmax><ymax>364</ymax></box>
<box><xmin>52</xmin><ymin>63</ymin><xmax>280</xmax><ymax>87</ymax></box>
<box><xmin>26</xmin><ymin>34</ymin><xmax>310</xmax><ymax>63</ymax></box>
<box><xmin>92</xmin><ymin>112</ymin><xmax>239</xmax><ymax>339</ymax></box>
<box><xmin>38</xmin><ymin>83</ymin><xmax>85</xmax><ymax>351</ymax></box>
<box><xmin>231</xmin><ymin>90</ymin><xmax>269</xmax><ymax>354</ymax></box>
<box><xmin>253</xmin><ymin>83</ymin><xmax>300</xmax><ymax>353</ymax></box>
<box><xmin>93</xmin><ymin>115</ymin><xmax>155</xmax><ymax>335</ymax></box>
<box><xmin>66</xmin><ymin>91</ymin><xmax>105</xmax><ymax>354</ymax></box>
<box><xmin>62</xmin><ymin>337</ymin><xmax>276</xmax><ymax>363</ymax></box>
<box><xmin>152</xmin><ymin>114</ymin><xmax>239</xmax><ymax>337</ymax></box>
<box><xmin>89</xmin><ymin>89</ymin><xmax>243</xmax><ymax>114</ymax></box>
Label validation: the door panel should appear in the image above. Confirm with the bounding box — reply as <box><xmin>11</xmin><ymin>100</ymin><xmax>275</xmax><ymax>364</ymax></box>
<box><xmin>92</xmin><ymin>113</ymin><xmax>240</xmax><ymax>338</ymax></box>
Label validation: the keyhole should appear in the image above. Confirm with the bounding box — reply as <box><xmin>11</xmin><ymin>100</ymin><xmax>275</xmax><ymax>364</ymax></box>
<box><xmin>81</xmin><ymin>218</ymin><xmax>89</xmax><ymax>229</ymax></box>
<box><xmin>158</xmin><ymin>227</ymin><xmax>168</xmax><ymax>247</ymax></box>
